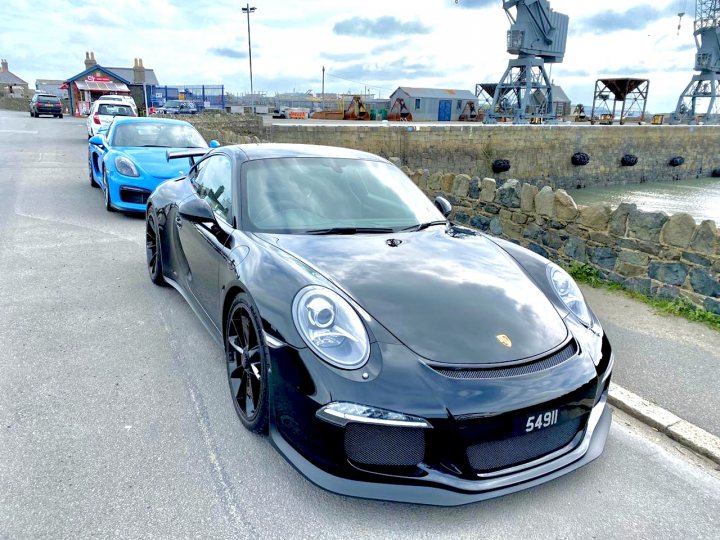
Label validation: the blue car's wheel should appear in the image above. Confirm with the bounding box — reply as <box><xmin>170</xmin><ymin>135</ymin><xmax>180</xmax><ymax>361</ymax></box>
<box><xmin>103</xmin><ymin>169</ymin><xmax>115</xmax><ymax>212</ymax></box>
<box><xmin>88</xmin><ymin>152</ymin><xmax>98</xmax><ymax>188</ymax></box>
<box><xmin>225</xmin><ymin>294</ymin><xmax>269</xmax><ymax>434</ymax></box>
<box><xmin>146</xmin><ymin>213</ymin><xmax>166</xmax><ymax>286</ymax></box>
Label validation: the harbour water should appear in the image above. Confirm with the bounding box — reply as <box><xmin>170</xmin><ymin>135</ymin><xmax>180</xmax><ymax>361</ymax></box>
<box><xmin>570</xmin><ymin>177</ymin><xmax>720</xmax><ymax>223</ymax></box>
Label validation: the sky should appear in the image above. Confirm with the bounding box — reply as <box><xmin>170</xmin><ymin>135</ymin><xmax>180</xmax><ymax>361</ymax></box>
<box><xmin>0</xmin><ymin>0</ymin><xmax>699</xmax><ymax>112</ymax></box>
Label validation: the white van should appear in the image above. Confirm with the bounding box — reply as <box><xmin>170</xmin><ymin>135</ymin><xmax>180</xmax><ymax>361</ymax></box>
<box><xmin>99</xmin><ymin>95</ymin><xmax>138</xmax><ymax>115</ymax></box>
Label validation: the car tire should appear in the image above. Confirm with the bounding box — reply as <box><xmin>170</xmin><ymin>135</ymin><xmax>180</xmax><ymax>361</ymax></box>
<box><xmin>103</xmin><ymin>169</ymin><xmax>115</xmax><ymax>212</ymax></box>
<box><xmin>146</xmin><ymin>213</ymin><xmax>167</xmax><ymax>286</ymax></box>
<box><xmin>88</xmin><ymin>153</ymin><xmax>98</xmax><ymax>188</ymax></box>
<box><xmin>225</xmin><ymin>293</ymin><xmax>270</xmax><ymax>434</ymax></box>
<box><xmin>59</xmin><ymin>114</ymin><xmax>63</xmax><ymax>119</ymax></box>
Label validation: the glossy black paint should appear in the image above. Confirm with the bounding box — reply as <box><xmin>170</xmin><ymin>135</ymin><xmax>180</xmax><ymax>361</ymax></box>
<box><xmin>147</xmin><ymin>143</ymin><xmax>613</xmax><ymax>505</ymax></box>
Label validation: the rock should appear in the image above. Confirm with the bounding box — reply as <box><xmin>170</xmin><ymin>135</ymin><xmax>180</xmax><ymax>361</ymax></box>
<box><xmin>589</xmin><ymin>246</ymin><xmax>617</xmax><ymax>269</ymax></box>
<box><xmin>454</xmin><ymin>212</ymin><xmax>470</xmax><ymax>225</ymax></box>
<box><xmin>610</xmin><ymin>203</ymin><xmax>636</xmax><ymax>236</ymax></box>
<box><xmin>479</xmin><ymin>178</ymin><xmax>497</xmax><ymax>202</ymax></box>
<box><xmin>564</xmin><ymin>237</ymin><xmax>587</xmax><ymax>262</ymax></box>
<box><xmin>521</xmin><ymin>183</ymin><xmax>538</xmax><ymax>213</ymax></box>
<box><xmin>588</xmin><ymin>231</ymin><xmax>613</xmax><ymax>244</ymax></box>
<box><xmin>689</xmin><ymin>220</ymin><xmax>718</xmax><ymax>255</ymax></box>
<box><xmin>495</xmin><ymin>179</ymin><xmax>521</xmax><ymax>208</ymax></box>
<box><xmin>469</xmin><ymin>177</ymin><xmax>480</xmax><ymax>199</ymax></box>
<box><xmin>615</xmin><ymin>262</ymin><xmax>646</xmax><ymax>278</ymax></box>
<box><xmin>503</xmin><ymin>221</ymin><xmax>523</xmax><ymax>240</ymax></box>
<box><xmin>689</xmin><ymin>268</ymin><xmax>720</xmax><ymax>297</ymax></box>
<box><xmin>618</xmin><ymin>249</ymin><xmax>649</xmax><ymax>266</ymax></box>
<box><xmin>499</xmin><ymin>209</ymin><xmax>513</xmax><ymax>221</ymax></box>
<box><xmin>528</xmin><ymin>243</ymin><xmax>549</xmax><ymax>258</ymax></box>
<box><xmin>554</xmin><ymin>189</ymin><xmax>578</xmax><ymax>221</ymax></box>
<box><xmin>484</xmin><ymin>204</ymin><xmax>500</xmax><ymax>215</ymax></box>
<box><xmin>452</xmin><ymin>174</ymin><xmax>471</xmax><ymax>197</ymax></box>
<box><xmin>489</xmin><ymin>217</ymin><xmax>503</xmax><ymax>236</ymax></box>
<box><xmin>624</xmin><ymin>277</ymin><xmax>652</xmax><ymax>295</ymax></box>
<box><xmin>682</xmin><ymin>252</ymin><xmax>711</xmax><ymax>267</ymax></box>
<box><xmin>627</xmin><ymin>209</ymin><xmax>669</xmax><ymax>242</ymax></box>
<box><xmin>652</xmin><ymin>285</ymin><xmax>681</xmax><ymax>300</ymax></box>
<box><xmin>580</xmin><ymin>205</ymin><xmax>612</xmax><ymax>230</ymax></box>
<box><xmin>543</xmin><ymin>230</ymin><xmax>563</xmax><ymax>250</ymax></box>
<box><xmin>389</xmin><ymin>157</ymin><xmax>402</xmax><ymax>167</ymax></box>
<box><xmin>660</xmin><ymin>213</ymin><xmax>696</xmax><ymax>248</ymax></box>
<box><xmin>512</xmin><ymin>212</ymin><xmax>528</xmax><ymax>224</ymax></box>
<box><xmin>648</xmin><ymin>262</ymin><xmax>689</xmax><ymax>286</ymax></box>
<box><xmin>535</xmin><ymin>186</ymin><xmax>555</xmax><ymax>217</ymax></box>
<box><xmin>470</xmin><ymin>215</ymin><xmax>491</xmax><ymax>231</ymax></box>
<box><xmin>428</xmin><ymin>172</ymin><xmax>443</xmax><ymax>190</ymax></box>
<box><xmin>704</xmin><ymin>297</ymin><xmax>720</xmax><ymax>315</ymax></box>
<box><xmin>522</xmin><ymin>223</ymin><xmax>544</xmax><ymax>241</ymax></box>
<box><xmin>441</xmin><ymin>173</ymin><xmax>455</xmax><ymax>193</ymax></box>
<box><xmin>400</xmin><ymin>165</ymin><xmax>412</xmax><ymax>176</ymax></box>
<box><xmin>420</xmin><ymin>169</ymin><xmax>430</xmax><ymax>190</ymax></box>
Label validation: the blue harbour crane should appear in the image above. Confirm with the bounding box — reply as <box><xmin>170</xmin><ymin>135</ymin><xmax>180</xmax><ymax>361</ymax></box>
<box><xmin>673</xmin><ymin>0</ymin><xmax>720</xmax><ymax>124</ymax></box>
<box><xmin>486</xmin><ymin>0</ymin><xmax>569</xmax><ymax>124</ymax></box>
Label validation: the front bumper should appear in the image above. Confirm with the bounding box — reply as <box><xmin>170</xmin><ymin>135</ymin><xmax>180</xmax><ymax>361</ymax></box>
<box><xmin>106</xmin><ymin>170</ymin><xmax>165</xmax><ymax>212</ymax></box>
<box><xmin>267</xmin><ymin>332</ymin><xmax>614</xmax><ymax>506</ymax></box>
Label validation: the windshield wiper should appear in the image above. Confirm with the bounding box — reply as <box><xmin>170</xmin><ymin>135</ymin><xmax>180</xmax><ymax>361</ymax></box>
<box><xmin>140</xmin><ymin>144</ymin><xmax>167</xmax><ymax>147</ymax></box>
<box><xmin>304</xmin><ymin>227</ymin><xmax>395</xmax><ymax>235</ymax></box>
<box><xmin>399</xmin><ymin>220</ymin><xmax>448</xmax><ymax>232</ymax></box>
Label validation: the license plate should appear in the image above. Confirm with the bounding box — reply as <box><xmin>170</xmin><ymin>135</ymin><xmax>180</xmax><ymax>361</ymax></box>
<box><xmin>523</xmin><ymin>409</ymin><xmax>559</xmax><ymax>433</ymax></box>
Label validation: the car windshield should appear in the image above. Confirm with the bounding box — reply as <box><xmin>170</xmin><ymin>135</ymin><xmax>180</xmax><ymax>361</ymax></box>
<box><xmin>98</xmin><ymin>104</ymin><xmax>133</xmax><ymax>116</ymax></box>
<box><xmin>38</xmin><ymin>96</ymin><xmax>59</xmax><ymax>103</ymax></box>
<box><xmin>242</xmin><ymin>157</ymin><xmax>443</xmax><ymax>234</ymax></box>
<box><xmin>111</xmin><ymin>122</ymin><xmax>207</xmax><ymax>148</ymax></box>
<box><xmin>164</xmin><ymin>100</ymin><xmax>182</xmax><ymax>107</ymax></box>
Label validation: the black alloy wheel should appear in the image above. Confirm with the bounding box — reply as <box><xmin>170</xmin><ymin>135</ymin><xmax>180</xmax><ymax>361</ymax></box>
<box><xmin>225</xmin><ymin>294</ymin><xmax>269</xmax><ymax>433</ymax></box>
<box><xmin>103</xmin><ymin>169</ymin><xmax>115</xmax><ymax>212</ymax></box>
<box><xmin>146</xmin><ymin>214</ymin><xmax>166</xmax><ymax>286</ymax></box>
<box><xmin>88</xmin><ymin>152</ymin><xmax>98</xmax><ymax>187</ymax></box>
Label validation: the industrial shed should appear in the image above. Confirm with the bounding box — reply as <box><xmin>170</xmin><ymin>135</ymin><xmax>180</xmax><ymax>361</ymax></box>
<box><xmin>389</xmin><ymin>87</ymin><xmax>478</xmax><ymax>121</ymax></box>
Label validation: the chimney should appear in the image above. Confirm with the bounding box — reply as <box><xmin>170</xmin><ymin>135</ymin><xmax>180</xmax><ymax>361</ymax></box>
<box><xmin>85</xmin><ymin>51</ymin><xmax>97</xmax><ymax>70</ymax></box>
<box><xmin>133</xmin><ymin>57</ymin><xmax>145</xmax><ymax>83</ymax></box>
<box><xmin>0</xmin><ymin>59</ymin><xmax>7</xmax><ymax>72</ymax></box>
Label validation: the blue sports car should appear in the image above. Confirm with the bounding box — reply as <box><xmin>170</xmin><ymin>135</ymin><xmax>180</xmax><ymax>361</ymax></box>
<box><xmin>88</xmin><ymin>117</ymin><xmax>219</xmax><ymax>212</ymax></box>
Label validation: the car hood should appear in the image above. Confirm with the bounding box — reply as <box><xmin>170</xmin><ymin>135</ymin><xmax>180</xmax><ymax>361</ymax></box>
<box><xmin>119</xmin><ymin>147</ymin><xmax>202</xmax><ymax>179</ymax></box>
<box><xmin>264</xmin><ymin>227</ymin><xmax>568</xmax><ymax>365</ymax></box>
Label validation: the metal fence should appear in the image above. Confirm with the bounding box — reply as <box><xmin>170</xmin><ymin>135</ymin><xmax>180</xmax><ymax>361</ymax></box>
<box><xmin>150</xmin><ymin>85</ymin><xmax>225</xmax><ymax>111</ymax></box>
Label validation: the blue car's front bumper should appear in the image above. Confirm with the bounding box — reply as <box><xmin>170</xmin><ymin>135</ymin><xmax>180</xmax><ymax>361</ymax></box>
<box><xmin>106</xmin><ymin>170</ymin><xmax>169</xmax><ymax>212</ymax></box>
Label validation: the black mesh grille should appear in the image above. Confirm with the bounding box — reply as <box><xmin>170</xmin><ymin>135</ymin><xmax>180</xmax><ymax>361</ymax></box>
<box><xmin>432</xmin><ymin>340</ymin><xmax>577</xmax><ymax>380</ymax></box>
<box><xmin>466</xmin><ymin>416</ymin><xmax>583</xmax><ymax>472</ymax></box>
<box><xmin>344</xmin><ymin>423</ymin><xmax>425</xmax><ymax>467</ymax></box>
<box><xmin>119</xmin><ymin>187</ymin><xmax>151</xmax><ymax>205</ymax></box>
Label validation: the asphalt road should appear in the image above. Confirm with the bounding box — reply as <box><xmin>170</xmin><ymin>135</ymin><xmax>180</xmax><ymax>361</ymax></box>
<box><xmin>1</xmin><ymin>109</ymin><xmax>719</xmax><ymax>539</ymax></box>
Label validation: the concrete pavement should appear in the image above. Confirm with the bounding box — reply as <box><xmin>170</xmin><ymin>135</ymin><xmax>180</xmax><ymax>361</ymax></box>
<box><xmin>1</xmin><ymin>109</ymin><xmax>719</xmax><ymax>538</ymax></box>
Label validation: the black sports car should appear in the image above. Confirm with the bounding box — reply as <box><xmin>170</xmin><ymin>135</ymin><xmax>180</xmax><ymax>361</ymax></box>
<box><xmin>145</xmin><ymin>143</ymin><xmax>613</xmax><ymax>506</ymax></box>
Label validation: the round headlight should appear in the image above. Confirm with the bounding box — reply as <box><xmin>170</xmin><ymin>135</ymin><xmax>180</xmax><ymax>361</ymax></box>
<box><xmin>547</xmin><ymin>263</ymin><xmax>592</xmax><ymax>326</ymax></box>
<box><xmin>115</xmin><ymin>156</ymin><xmax>139</xmax><ymax>177</ymax></box>
<box><xmin>292</xmin><ymin>286</ymin><xmax>370</xmax><ymax>369</ymax></box>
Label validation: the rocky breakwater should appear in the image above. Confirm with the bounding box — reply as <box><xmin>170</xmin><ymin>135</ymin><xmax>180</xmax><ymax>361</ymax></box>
<box><xmin>182</xmin><ymin>113</ymin><xmax>267</xmax><ymax>145</ymax></box>
<box><xmin>402</xmin><ymin>167</ymin><xmax>720</xmax><ymax>314</ymax></box>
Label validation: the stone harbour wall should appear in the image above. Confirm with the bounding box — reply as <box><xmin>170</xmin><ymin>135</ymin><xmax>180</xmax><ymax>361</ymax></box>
<box><xmin>270</xmin><ymin>123</ymin><xmax>720</xmax><ymax>188</ymax></box>
<box><xmin>401</xmin><ymin>168</ymin><xmax>720</xmax><ymax>314</ymax></box>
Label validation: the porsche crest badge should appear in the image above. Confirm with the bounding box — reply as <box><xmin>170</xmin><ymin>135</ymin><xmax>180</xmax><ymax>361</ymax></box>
<box><xmin>496</xmin><ymin>334</ymin><xmax>512</xmax><ymax>348</ymax></box>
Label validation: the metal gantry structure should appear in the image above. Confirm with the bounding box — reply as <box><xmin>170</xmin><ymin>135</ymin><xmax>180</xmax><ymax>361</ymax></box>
<box><xmin>590</xmin><ymin>79</ymin><xmax>650</xmax><ymax>125</ymax></box>
<box><xmin>673</xmin><ymin>0</ymin><xmax>720</xmax><ymax>124</ymax></box>
<box><xmin>485</xmin><ymin>0</ymin><xmax>568</xmax><ymax>124</ymax></box>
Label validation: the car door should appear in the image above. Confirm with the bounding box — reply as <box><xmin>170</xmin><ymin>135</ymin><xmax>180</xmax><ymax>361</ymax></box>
<box><xmin>177</xmin><ymin>153</ymin><xmax>234</xmax><ymax>329</ymax></box>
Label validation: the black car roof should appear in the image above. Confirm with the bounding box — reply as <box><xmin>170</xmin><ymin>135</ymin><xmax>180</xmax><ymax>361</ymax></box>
<box><xmin>223</xmin><ymin>143</ymin><xmax>389</xmax><ymax>163</ymax></box>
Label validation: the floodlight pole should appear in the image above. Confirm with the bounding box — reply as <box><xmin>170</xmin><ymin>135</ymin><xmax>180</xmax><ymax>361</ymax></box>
<box><xmin>242</xmin><ymin>4</ymin><xmax>256</xmax><ymax>113</ymax></box>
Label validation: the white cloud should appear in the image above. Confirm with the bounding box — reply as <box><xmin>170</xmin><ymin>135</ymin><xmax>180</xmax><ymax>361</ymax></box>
<box><xmin>0</xmin><ymin>0</ymin><xmax>699</xmax><ymax>111</ymax></box>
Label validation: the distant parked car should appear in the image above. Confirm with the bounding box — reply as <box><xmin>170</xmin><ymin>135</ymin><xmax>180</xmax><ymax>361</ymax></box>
<box><xmin>86</xmin><ymin>100</ymin><xmax>136</xmax><ymax>138</ymax></box>
<box><xmin>98</xmin><ymin>94</ymin><xmax>138</xmax><ymax>115</ymax></box>
<box><xmin>87</xmin><ymin>117</ymin><xmax>219</xmax><ymax>212</ymax></box>
<box><xmin>29</xmin><ymin>94</ymin><xmax>63</xmax><ymax>118</ymax></box>
<box><xmin>156</xmin><ymin>100</ymin><xmax>198</xmax><ymax>115</ymax></box>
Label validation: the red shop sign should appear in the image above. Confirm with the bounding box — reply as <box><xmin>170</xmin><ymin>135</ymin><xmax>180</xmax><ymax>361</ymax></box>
<box><xmin>87</xmin><ymin>75</ymin><xmax>111</xmax><ymax>82</ymax></box>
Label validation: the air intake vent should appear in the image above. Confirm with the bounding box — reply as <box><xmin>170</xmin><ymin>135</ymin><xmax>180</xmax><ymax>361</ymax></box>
<box><xmin>344</xmin><ymin>423</ymin><xmax>425</xmax><ymax>467</ymax></box>
<box><xmin>467</xmin><ymin>416</ymin><xmax>583</xmax><ymax>472</ymax></box>
<box><xmin>432</xmin><ymin>340</ymin><xmax>577</xmax><ymax>380</ymax></box>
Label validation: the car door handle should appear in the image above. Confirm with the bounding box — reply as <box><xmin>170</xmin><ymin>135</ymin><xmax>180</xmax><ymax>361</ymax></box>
<box><xmin>175</xmin><ymin>216</ymin><xmax>183</xmax><ymax>228</ymax></box>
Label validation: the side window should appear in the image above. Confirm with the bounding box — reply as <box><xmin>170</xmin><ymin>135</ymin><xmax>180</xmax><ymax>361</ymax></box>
<box><xmin>194</xmin><ymin>155</ymin><xmax>233</xmax><ymax>222</ymax></box>
<box><xmin>415</xmin><ymin>98</ymin><xmax>421</xmax><ymax>110</ymax></box>
<box><xmin>457</xmin><ymin>100</ymin><xmax>462</xmax><ymax>110</ymax></box>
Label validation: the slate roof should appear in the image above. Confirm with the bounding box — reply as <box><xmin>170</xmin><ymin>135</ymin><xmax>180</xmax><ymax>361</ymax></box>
<box><xmin>105</xmin><ymin>67</ymin><xmax>160</xmax><ymax>86</ymax></box>
<box><xmin>391</xmin><ymin>87</ymin><xmax>477</xmax><ymax>100</ymax></box>
<box><xmin>0</xmin><ymin>70</ymin><xmax>27</xmax><ymax>85</ymax></box>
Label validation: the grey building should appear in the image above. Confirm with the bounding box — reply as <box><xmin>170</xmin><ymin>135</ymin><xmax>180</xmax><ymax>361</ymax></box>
<box><xmin>35</xmin><ymin>79</ymin><xmax>68</xmax><ymax>99</ymax></box>
<box><xmin>0</xmin><ymin>59</ymin><xmax>28</xmax><ymax>96</ymax></box>
<box><xmin>531</xmin><ymin>84</ymin><xmax>572</xmax><ymax>120</ymax></box>
<box><xmin>389</xmin><ymin>87</ymin><xmax>478</xmax><ymax>121</ymax></box>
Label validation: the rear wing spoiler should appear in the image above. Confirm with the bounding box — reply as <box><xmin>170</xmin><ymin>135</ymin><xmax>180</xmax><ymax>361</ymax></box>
<box><xmin>166</xmin><ymin>148</ymin><xmax>210</xmax><ymax>163</ymax></box>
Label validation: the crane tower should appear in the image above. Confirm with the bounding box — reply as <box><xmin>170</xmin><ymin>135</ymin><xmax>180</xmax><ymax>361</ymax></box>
<box><xmin>673</xmin><ymin>1</ymin><xmax>720</xmax><ymax>124</ymax></box>
<box><xmin>486</xmin><ymin>0</ymin><xmax>568</xmax><ymax>124</ymax></box>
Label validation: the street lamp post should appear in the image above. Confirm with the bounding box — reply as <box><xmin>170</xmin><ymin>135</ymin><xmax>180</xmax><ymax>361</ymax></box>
<box><xmin>242</xmin><ymin>3</ymin><xmax>256</xmax><ymax>113</ymax></box>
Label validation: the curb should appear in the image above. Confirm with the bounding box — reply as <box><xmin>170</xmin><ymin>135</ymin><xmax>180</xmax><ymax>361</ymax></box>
<box><xmin>609</xmin><ymin>382</ymin><xmax>720</xmax><ymax>466</ymax></box>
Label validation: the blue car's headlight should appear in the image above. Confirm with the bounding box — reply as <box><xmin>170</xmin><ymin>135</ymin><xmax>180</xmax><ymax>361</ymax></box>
<box><xmin>547</xmin><ymin>263</ymin><xmax>592</xmax><ymax>326</ymax></box>
<box><xmin>115</xmin><ymin>156</ymin><xmax>139</xmax><ymax>177</ymax></box>
<box><xmin>292</xmin><ymin>286</ymin><xmax>370</xmax><ymax>370</ymax></box>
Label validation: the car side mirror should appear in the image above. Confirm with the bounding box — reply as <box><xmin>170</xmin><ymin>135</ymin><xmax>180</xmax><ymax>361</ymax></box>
<box><xmin>209</xmin><ymin>140</ymin><xmax>220</xmax><ymax>148</ymax></box>
<box><xmin>179</xmin><ymin>196</ymin><xmax>216</xmax><ymax>224</ymax></box>
<box><xmin>89</xmin><ymin>135</ymin><xmax>105</xmax><ymax>147</ymax></box>
<box><xmin>434</xmin><ymin>196</ymin><xmax>452</xmax><ymax>218</ymax></box>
